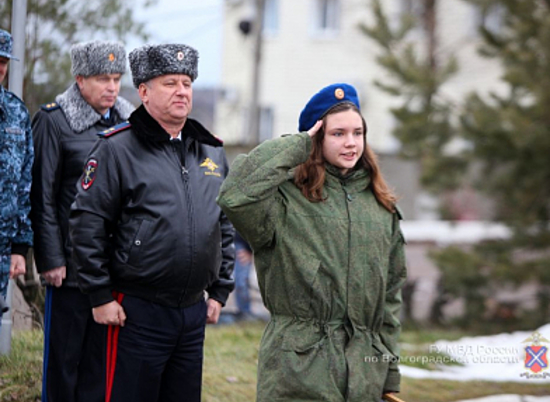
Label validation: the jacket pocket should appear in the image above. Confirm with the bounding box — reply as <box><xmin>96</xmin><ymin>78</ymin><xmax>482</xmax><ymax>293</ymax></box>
<box><xmin>288</xmin><ymin>256</ymin><xmax>321</xmax><ymax>318</ymax></box>
<box><xmin>368</xmin><ymin>336</ymin><xmax>393</xmax><ymax>398</ymax></box>
<box><xmin>127</xmin><ymin>219</ymin><xmax>152</xmax><ymax>267</ymax></box>
<box><xmin>280</xmin><ymin>325</ymin><xmax>325</xmax><ymax>353</ymax></box>
<box><xmin>270</xmin><ymin>325</ymin><xmax>333</xmax><ymax>400</ymax></box>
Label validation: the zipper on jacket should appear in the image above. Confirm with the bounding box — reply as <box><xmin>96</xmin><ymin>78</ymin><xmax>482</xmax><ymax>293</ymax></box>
<box><xmin>179</xmin><ymin>138</ymin><xmax>195</xmax><ymax>305</ymax></box>
<box><xmin>167</xmin><ymin>140</ymin><xmax>194</xmax><ymax>304</ymax></box>
<box><xmin>342</xmin><ymin>183</ymin><xmax>353</xmax><ymax>317</ymax></box>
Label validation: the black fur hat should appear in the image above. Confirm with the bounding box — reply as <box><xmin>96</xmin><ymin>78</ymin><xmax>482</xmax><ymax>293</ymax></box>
<box><xmin>129</xmin><ymin>44</ymin><xmax>199</xmax><ymax>88</ymax></box>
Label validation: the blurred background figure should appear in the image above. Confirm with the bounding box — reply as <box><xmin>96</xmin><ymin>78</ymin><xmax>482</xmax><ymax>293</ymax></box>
<box><xmin>234</xmin><ymin>231</ymin><xmax>255</xmax><ymax>322</ymax></box>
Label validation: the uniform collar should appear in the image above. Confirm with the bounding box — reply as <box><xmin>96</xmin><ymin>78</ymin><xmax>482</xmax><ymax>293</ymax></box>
<box><xmin>0</xmin><ymin>86</ymin><xmax>7</xmax><ymax>117</ymax></box>
<box><xmin>129</xmin><ymin>104</ymin><xmax>223</xmax><ymax>147</ymax></box>
<box><xmin>55</xmin><ymin>83</ymin><xmax>134</xmax><ymax>133</ymax></box>
<box><xmin>324</xmin><ymin>164</ymin><xmax>371</xmax><ymax>192</ymax></box>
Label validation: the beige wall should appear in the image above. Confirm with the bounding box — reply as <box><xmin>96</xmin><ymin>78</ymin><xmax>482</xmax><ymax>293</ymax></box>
<box><xmin>216</xmin><ymin>0</ymin><xmax>504</xmax><ymax>154</ymax></box>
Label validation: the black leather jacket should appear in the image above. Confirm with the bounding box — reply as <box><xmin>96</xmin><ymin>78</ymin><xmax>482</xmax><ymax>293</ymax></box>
<box><xmin>69</xmin><ymin>105</ymin><xmax>235</xmax><ymax>308</ymax></box>
<box><xmin>30</xmin><ymin>88</ymin><xmax>133</xmax><ymax>287</ymax></box>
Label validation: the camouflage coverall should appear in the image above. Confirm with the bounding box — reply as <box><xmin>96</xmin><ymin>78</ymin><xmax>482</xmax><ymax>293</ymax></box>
<box><xmin>218</xmin><ymin>133</ymin><xmax>407</xmax><ymax>402</ymax></box>
<box><xmin>0</xmin><ymin>85</ymin><xmax>33</xmax><ymax>307</ymax></box>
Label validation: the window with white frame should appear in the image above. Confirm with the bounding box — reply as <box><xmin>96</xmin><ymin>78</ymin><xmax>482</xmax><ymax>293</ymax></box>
<box><xmin>259</xmin><ymin>106</ymin><xmax>274</xmax><ymax>143</ymax></box>
<box><xmin>311</xmin><ymin>0</ymin><xmax>340</xmax><ymax>35</ymax></box>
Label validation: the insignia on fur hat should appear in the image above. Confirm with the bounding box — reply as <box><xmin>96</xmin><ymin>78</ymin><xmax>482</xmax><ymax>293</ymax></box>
<box><xmin>335</xmin><ymin>88</ymin><xmax>345</xmax><ymax>100</ymax></box>
<box><xmin>71</xmin><ymin>40</ymin><xmax>127</xmax><ymax>77</ymax></box>
<box><xmin>129</xmin><ymin>44</ymin><xmax>199</xmax><ymax>88</ymax></box>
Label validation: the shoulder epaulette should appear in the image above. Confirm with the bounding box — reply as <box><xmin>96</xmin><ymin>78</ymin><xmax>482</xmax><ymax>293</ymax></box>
<box><xmin>40</xmin><ymin>102</ymin><xmax>60</xmax><ymax>111</ymax></box>
<box><xmin>4</xmin><ymin>91</ymin><xmax>25</xmax><ymax>106</ymax></box>
<box><xmin>98</xmin><ymin>121</ymin><xmax>131</xmax><ymax>138</ymax></box>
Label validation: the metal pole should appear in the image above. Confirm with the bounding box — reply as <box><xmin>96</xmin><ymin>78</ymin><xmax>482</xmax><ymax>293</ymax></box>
<box><xmin>0</xmin><ymin>280</ymin><xmax>15</xmax><ymax>355</ymax></box>
<box><xmin>8</xmin><ymin>0</ymin><xmax>28</xmax><ymax>98</ymax></box>
<box><xmin>247</xmin><ymin>0</ymin><xmax>265</xmax><ymax>144</ymax></box>
<box><xmin>1</xmin><ymin>0</ymin><xmax>28</xmax><ymax>356</ymax></box>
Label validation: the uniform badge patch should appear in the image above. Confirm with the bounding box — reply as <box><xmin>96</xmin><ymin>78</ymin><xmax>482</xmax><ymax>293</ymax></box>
<box><xmin>82</xmin><ymin>158</ymin><xmax>98</xmax><ymax>190</ymax></box>
<box><xmin>200</xmin><ymin>158</ymin><xmax>221</xmax><ymax>177</ymax></box>
<box><xmin>5</xmin><ymin>127</ymin><xmax>23</xmax><ymax>135</ymax></box>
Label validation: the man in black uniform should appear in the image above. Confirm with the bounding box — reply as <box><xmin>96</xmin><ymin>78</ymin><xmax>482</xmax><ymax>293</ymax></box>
<box><xmin>69</xmin><ymin>44</ymin><xmax>235</xmax><ymax>402</ymax></box>
<box><xmin>30</xmin><ymin>40</ymin><xmax>133</xmax><ymax>402</ymax></box>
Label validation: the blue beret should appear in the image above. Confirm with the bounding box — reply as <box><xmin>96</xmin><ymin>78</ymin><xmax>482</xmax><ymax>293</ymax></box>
<box><xmin>298</xmin><ymin>83</ymin><xmax>360</xmax><ymax>132</ymax></box>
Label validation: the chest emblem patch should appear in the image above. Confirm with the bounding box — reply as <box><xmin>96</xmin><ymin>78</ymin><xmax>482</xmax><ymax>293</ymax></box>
<box><xmin>82</xmin><ymin>158</ymin><xmax>98</xmax><ymax>190</ymax></box>
<box><xmin>200</xmin><ymin>158</ymin><xmax>221</xmax><ymax>177</ymax></box>
<box><xmin>5</xmin><ymin>127</ymin><xmax>23</xmax><ymax>135</ymax></box>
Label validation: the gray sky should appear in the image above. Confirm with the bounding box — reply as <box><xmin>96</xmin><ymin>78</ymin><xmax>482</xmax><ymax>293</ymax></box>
<box><xmin>131</xmin><ymin>0</ymin><xmax>223</xmax><ymax>88</ymax></box>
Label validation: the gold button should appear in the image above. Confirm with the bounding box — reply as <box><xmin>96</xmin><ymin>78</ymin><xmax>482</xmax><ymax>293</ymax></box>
<box><xmin>334</xmin><ymin>88</ymin><xmax>345</xmax><ymax>100</ymax></box>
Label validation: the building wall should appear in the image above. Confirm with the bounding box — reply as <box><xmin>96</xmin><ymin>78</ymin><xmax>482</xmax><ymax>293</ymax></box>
<box><xmin>216</xmin><ymin>0</ymin><xmax>506</xmax><ymax>219</ymax></box>
<box><xmin>216</xmin><ymin>0</ymin><xmax>402</xmax><ymax>151</ymax></box>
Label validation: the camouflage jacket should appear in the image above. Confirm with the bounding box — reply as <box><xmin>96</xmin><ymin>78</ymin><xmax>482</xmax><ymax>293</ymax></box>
<box><xmin>218</xmin><ymin>133</ymin><xmax>407</xmax><ymax>402</ymax></box>
<box><xmin>0</xmin><ymin>86</ymin><xmax>33</xmax><ymax>254</ymax></box>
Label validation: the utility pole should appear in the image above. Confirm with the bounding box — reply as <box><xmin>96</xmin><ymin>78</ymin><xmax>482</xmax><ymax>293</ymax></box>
<box><xmin>8</xmin><ymin>0</ymin><xmax>27</xmax><ymax>98</ymax></box>
<box><xmin>247</xmin><ymin>0</ymin><xmax>265</xmax><ymax>144</ymax></box>
<box><xmin>1</xmin><ymin>0</ymin><xmax>27</xmax><ymax>356</ymax></box>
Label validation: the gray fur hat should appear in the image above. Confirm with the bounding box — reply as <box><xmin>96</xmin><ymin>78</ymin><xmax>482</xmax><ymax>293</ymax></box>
<box><xmin>70</xmin><ymin>40</ymin><xmax>127</xmax><ymax>77</ymax></box>
<box><xmin>129</xmin><ymin>44</ymin><xmax>199</xmax><ymax>88</ymax></box>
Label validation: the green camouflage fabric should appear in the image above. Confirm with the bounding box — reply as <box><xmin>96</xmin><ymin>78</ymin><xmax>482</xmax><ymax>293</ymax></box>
<box><xmin>218</xmin><ymin>133</ymin><xmax>407</xmax><ymax>402</ymax></box>
<box><xmin>0</xmin><ymin>86</ymin><xmax>33</xmax><ymax>293</ymax></box>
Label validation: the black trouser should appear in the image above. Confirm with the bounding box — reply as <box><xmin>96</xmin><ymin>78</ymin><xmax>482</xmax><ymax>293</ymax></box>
<box><xmin>79</xmin><ymin>294</ymin><xmax>208</xmax><ymax>402</ymax></box>
<box><xmin>42</xmin><ymin>286</ymin><xmax>98</xmax><ymax>402</ymax></box>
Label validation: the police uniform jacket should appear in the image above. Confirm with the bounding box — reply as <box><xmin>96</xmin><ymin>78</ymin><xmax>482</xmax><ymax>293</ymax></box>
<box><xmin>30</xmin><ymin>83</ymin><xmax>133</xmax><ymax>287</ymax></box>
<box><xmin>217</xmin><ymin>133</ymin><xmax>407</xmax><ymax>402</ymax></box>
<box><xmin>69</xmin><ymin>104</ymin><xmax>235</xmax><ymax>309</ymax></box>
<box><xmin>0</xmin><ymin>86</ymin><xmax>33</xmax><ymax>256</ymax></box>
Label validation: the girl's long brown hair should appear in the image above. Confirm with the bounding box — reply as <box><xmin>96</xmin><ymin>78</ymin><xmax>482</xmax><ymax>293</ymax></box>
<box><xmin>294</xmin><ymin>103</ymin><xmax>397</xmax><ymax>212</ymax></box>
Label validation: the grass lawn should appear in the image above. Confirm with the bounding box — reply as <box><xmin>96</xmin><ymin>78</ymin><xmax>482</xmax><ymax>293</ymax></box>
<box><xmin>1</xmin><ymin>323</ymin><xmax>549</xmax><ymax>402</ymax></box>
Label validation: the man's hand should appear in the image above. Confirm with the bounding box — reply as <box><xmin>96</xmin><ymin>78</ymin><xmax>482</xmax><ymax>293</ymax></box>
<box><xmin>206</xmin><ymin>298</ymin><xmax>222</xmax><ymax>324</ymax></box>
<box><xmin>92</xmin><ymin>300</ymin><xmax>126</xmax><ymax>327</ymax></box>
<box><xmin>307</xmin><ymin>120</ymin><xmax>323</xmax><ymax>137</ymax></box>
<box><xmin>9</xmin><ymin>254</ymin><xmax>26</xmax><ymax>279</ymax></box>
<box><xmin>42</xmin><ymin>266</ymin><xmax>66</xmax><ymax>287</ymax></box>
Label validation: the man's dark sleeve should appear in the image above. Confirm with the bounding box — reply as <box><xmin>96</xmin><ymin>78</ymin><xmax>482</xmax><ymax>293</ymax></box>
<box><xmin>206</xmin><ymin>154</ymin><xmax>235</xmax><ymax>305</ymax></box>
<box><xmin>30</xmin><ymin>110</ymin><xmax>65</xmax><ymax>272</ymax></box>
<box><xmin>69</xmin><ymin>139</ymin><xmax>121</xmax><ymax>307</ymax></box>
